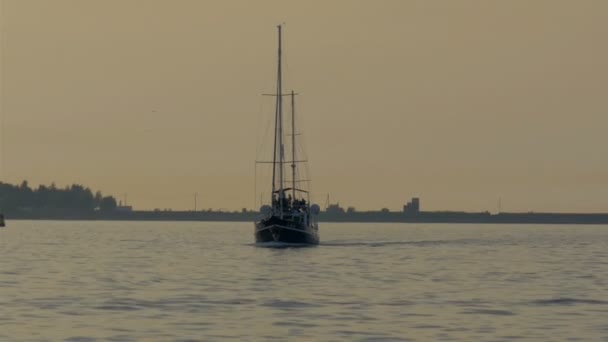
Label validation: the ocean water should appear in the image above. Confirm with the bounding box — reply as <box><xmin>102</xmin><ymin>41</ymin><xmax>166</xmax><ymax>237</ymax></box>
<box><xmin>1</xmin><ymin>221</ymin><xmax>607</xmax><ymax>341</ymax></box>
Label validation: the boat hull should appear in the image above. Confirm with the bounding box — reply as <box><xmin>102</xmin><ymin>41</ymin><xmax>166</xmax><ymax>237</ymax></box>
<box><xmin>255</xmin><ymin>218</ymin><xmax>319</xmax><ymax>245</ymax></box>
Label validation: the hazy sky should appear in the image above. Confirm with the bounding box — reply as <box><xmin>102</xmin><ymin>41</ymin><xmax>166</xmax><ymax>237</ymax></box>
<box><xmin>1</xmin><ymin>0</ymin><xmax>607</xmax><ymax>212</ymax></box>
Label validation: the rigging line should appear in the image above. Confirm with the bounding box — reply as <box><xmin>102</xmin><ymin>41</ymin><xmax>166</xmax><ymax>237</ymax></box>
<box><xmin>255</xmin><ymin>93</ymin><xmax>274</xmax><ymax>160</ymax></box>
<box><xmin>282</xmin><ymin>25</ymin><xmax>292</xmax><ymax>100</ymax></box>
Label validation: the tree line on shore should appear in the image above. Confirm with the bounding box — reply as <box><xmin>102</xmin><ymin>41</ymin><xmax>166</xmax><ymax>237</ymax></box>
<box><xmin>0</xmin><ymin>181</ymin><xmax>117</xmax><ymax>214</ymax></box>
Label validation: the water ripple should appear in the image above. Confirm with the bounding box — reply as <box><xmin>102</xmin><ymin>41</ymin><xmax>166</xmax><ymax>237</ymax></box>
<box><xmin>3</xmin><ymin>221</ymin><xmax>608</xmax><ymax>341</ymax></box>
<box><xmin>461</xmin><ymin>309</ymin><xmax>516</xmax><ymax>316</ymax></box>
<box><xmin>531</xmin><ymin>298</ymin><xmax>608</xmax><ymax>306</ymax></box>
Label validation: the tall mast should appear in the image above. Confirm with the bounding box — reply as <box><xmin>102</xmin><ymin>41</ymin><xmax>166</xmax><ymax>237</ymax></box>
<box><xmin>291</xmin><ymin>90</ymin><xmax>296</xmax><ymax>201</ymax></box>
<box><xmin>270</xmin><ymin>43</ymin><xmax>278</xmax><ymax>201</ymax></box>
<box><xmin>276</xmin><ymin>25</ymin><xmax>285</xmax><ymax>215</ymax></box>
<box><xmin>278</xmin><ymin>25</ymin><xmax>284</xmax><ymax>200</ymax></box>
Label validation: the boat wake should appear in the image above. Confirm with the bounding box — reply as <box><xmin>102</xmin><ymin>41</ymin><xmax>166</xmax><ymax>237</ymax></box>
<box><xmin>250</xmin><ymin>239</ymin><xmax>479</xmax><ymax>248</ymax></box>
<box><xmin>320</xmin><ymin>239</ymin><xmax>469</xmax><ymax>247</ymax></box>
<box><xmin>254</xmin><ymin>241</ymin><xmax>317</xmax><ymax>249</ymax></box>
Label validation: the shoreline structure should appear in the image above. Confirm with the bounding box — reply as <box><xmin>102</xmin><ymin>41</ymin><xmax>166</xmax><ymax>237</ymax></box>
<box><xmin>7</xmin><ymin>209</ymin><xmax>608</xmax><ymax>224</ymax></box>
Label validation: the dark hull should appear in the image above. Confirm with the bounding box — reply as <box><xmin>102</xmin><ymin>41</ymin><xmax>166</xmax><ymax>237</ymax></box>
<box><xmin>255</xmin><ymin>217</ymin><xmax>319</xmax><ymax>245</ymax></box>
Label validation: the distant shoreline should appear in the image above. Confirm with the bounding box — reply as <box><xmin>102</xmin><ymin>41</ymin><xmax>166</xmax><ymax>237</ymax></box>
<box><xmin>5</xmin><ymin>210</ymin><xmax>608</xmax><ymax>225</ymax></box>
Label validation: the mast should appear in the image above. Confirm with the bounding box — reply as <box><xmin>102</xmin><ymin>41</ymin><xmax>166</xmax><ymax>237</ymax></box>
<box><xmin>278</xmin><ymin>26</ymin><xmax>285</xmax><ymax>204</ymax></box>
<box><xmin>291</xmin><ymin>90</ymin><xmax>296</xmax><ymax>201</ymax></box>
<box><xmin>271</xmin><ymin>24</ymin><xmax>285</xmax><ymax>216</ymax></box>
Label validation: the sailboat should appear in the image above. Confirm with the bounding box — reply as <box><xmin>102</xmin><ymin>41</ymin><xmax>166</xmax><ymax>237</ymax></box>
<box><xmin>254</xmin><ymin>25</ymin><xmax>320</xmax><ymax>245</ymax></box>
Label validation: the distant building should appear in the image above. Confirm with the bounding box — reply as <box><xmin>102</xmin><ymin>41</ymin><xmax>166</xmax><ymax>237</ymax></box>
<box><xmin>116</xmin><ymin>205</ymin><xmax>133</xmax><ymax>213</ymax></box>
<box><xmin>403</xmin><ymin>197</ymin><xmax>420</xmax><ymax>214</ymax></box>
<box><xmin>326</xmin><ymin>203</ymin><xmax>345</xmax><ymax>214</ymax></box>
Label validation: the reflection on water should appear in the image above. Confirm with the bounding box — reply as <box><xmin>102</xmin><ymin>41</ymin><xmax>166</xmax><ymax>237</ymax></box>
<box><xmin>1</xmin><ymin>221</ymin><xmax>607</xmax><ymax>341</ymax></box>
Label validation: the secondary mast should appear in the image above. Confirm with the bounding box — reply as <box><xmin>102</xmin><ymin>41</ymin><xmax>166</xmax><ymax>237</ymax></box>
<box><xmin>291</xmin><ymin>90</ymin><xmax>296</xmax><ymax>201</ymax></box>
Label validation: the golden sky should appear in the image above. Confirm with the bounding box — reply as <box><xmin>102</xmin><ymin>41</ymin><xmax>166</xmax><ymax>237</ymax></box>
<box><xmin>1</xmin><ymin>0</ymin><xmax>607</xmax><ymax>212</ymax></box>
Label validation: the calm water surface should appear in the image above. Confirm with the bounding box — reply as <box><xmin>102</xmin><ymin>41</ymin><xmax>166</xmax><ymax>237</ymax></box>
<box><xmin>1</xmin><ymin>221</ymin><xmax>607</xmax><ymax>341</ymax></box>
